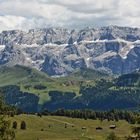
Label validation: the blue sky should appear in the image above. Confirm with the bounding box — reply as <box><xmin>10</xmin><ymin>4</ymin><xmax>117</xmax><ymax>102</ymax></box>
<box><xmin>0</xmin><ymin>0</ymin><xmax>140</xmax><ymax>31</ymax></box>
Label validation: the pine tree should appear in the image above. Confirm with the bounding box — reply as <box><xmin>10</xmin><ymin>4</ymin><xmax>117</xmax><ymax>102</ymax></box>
<box><xmin>12</xmin><ymin>121</ymin><xmax>17</xmax><ymax>129</ymax></box>
<box><xmin>20</xmin><ymin>121</ymin><xmax>26</xmax><ymax>130</ymax></box>
<box><xmin>0</xmin><ymin>96</ymin><xmax>15</xmax><ymax>140</ymax></box>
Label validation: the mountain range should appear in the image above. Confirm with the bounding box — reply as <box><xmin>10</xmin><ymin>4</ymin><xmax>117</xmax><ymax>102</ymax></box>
<box><xmin>1</xmin><ymin>25</ymin><xmax>140</xmax><ymax>76</ymax></box>
<box><xmin>0</xmin><ymin>26</ymin><xmax>140</xmax><ymax>112</ymax></box>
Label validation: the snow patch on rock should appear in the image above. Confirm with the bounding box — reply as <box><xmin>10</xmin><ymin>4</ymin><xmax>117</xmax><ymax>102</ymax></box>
<box><xmin>119</xmin><ymin>45</ymin><xmax>135</xmax><ymax>59</ymax></box>
<box><xmin>0</xmin><ymin>45</ymin><xmax>5</xmax><ymax>51</ymax></box>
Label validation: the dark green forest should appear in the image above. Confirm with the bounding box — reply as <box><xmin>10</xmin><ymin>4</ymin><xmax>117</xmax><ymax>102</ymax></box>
<box><xmin>0</xmin><ymin>66</ymin><xmax>140</xmax><ymax>112</ymax></box>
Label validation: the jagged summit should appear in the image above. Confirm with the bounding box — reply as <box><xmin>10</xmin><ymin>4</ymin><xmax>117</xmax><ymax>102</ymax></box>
<box><xmin>0</xmin><ymin>25</ymin><xmax>140</xmax><ymax>76</ymax></box>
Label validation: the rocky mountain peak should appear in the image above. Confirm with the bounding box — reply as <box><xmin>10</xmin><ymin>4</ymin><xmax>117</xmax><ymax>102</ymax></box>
<box><xmin>0</xmin><ymin>25</ymin><xmax>140</xmax><ymax>76</ymax></box>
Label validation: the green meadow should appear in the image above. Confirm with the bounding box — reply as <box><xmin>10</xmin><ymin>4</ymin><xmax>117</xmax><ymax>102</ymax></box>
<box><xmin>8</xmin><ymin>115</ymin><xmax>136</xmax><ymax>140</ymax></box>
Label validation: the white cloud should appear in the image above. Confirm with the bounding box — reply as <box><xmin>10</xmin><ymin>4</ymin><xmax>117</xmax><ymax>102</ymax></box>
<box><xmin>0</xmin><ymin>15</ymin><xmax>25</xmax><ymax>31</ymax></box>
<box><xmin>0</xmin><ymin>0</ymin><xmax>140</xmax><ymax>31</ymax></box>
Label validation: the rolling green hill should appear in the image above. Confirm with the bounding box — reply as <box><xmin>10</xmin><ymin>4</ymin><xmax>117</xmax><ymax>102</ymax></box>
<box><xmin>0</xmin><ymin>65</ymin><xmax>140</xmax><ymax>112</ymax></box>
<box><xmin>0</xmin><ymin>65</ymin><xmax>52</xmax><ymax>87</ymax></box>
<box><xmin>0</xmin><ymin>66</ymin><xmax>109</xmax><ymax>106</ymax></box>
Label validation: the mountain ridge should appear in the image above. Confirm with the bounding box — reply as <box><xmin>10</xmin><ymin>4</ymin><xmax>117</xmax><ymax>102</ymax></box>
<box><xmin>1</xmin><ymin>25</ymin><xmax>140</xmax><ymax>76</ymax></box>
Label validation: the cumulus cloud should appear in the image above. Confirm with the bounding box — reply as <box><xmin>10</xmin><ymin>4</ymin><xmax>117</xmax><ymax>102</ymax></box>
<box><xmin>0</xmin><ymin>0</ymin><xmax>140</xmax><ymax>31</ymax></box>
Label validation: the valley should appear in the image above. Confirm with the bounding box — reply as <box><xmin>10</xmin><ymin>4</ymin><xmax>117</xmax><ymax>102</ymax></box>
<box><xmin>9</xmin><ymin>115</ymin><xmax>135</xmax><ymax>140</ymax></box>
<box><xmin>1</xmin><ymin>1</ymin><xmax>140</xmax><ymax>140</ymax></box>
<box><xmin>0</xmin><ymin>65</ymin><xmax>140</xmax><ymax>112</ymax></box>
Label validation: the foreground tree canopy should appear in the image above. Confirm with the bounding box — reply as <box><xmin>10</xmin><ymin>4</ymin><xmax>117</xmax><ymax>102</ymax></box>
<box><xmin>0</xmin><ymin>96</ymin><xmax>15</xmax><ymax>140</ymax></box>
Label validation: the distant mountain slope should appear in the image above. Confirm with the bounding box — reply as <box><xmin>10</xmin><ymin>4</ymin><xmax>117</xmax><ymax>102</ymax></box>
<box><xmin>0</xmin><ymin>65</ymin><xmax>52</xmax><ymax>87</ymax></box>
<box><xmin>1</xmin><ymin>26</ymin><xmax>140</xmax><ymax>76</ymax></box>
<box><xmin>60</xmin><ymin>68</ymin><xmax>110</xmax><ymax>81</ymax></box>
<box><xmin>0</xmin><ymin>66</ymin><xmax>108</xmax><ymax>87</ymax></box>
<box><xmin>115</xmin><ymin>70</ymin><xmax>140</xmax><ymax>87</ymax></box>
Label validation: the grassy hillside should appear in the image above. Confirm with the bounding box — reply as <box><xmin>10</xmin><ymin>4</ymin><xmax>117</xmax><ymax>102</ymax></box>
<box><xmin>58</xmin><ymin>68</ymin><xmax>110</xmax><ymax>81</ymax></box>
<box><xmin>1</xmin><ymin>65</ymin><xmax>140</xmax><ymax>112</ymax></box>
<box><xmin>8</xmin><ymin>115</ymin><xmax>135</xmax><ymax>140</ymax></box>
<box><xmin>0</xmin><ymin>66</ymin><xmax>108</xmax><ymax>105</ymax></box>
<box><xmin>0</xmin><ymin>65</ymin><xmax>52</xmax><ymax>87</ymax></box>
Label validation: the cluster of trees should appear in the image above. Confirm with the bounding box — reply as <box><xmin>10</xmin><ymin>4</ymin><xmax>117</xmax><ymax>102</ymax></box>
<box><xmin>77</xmin><ymin>78</ymin><xmax>140</xmax><ymax>110</ymax></box>
<box><xmin>0</xmin><ymin>95</ymin><xmax>28</xmax><ymax>139</ymax></box>
<box><xmin>12</xmin><ymin>121</ymin><xmax>26</xmax><ymax>130</ymax></box>
<box><xmin>33</xmin><ymin>85</ymin><xmax>47</xmax><ymax>90</ymax></box>
<box><xmin>0</xmin><ymin>96</ymin><xmax>15</xmax><ymax>140</ymax></box>
<box><xmin>42</xmin><ymin>78</ymin><xmax>140</xmax><ymax>112</ymax></box>
<box><xmin>43</xmin><ymin>109</ymin><xmax>140</xmax><ymax>124</ymax></box>
<box><xmin>115</xmin><ymin>73</ymin><xmax>140</xmax><ymax>87</ymax></box>
<box><xmin>40</xmin><ymin>108</ymin><xmax>140</xmax><ymax>140</ymax></box>
<box><xmin>0</xmin><ymin>85</ymin><xmax>39</xmax><ymax>113</ymax></box>
<box><xmin>1</xmin><ymin>75</ymin><xmax>140</xmax><ymax>112</ymax></box>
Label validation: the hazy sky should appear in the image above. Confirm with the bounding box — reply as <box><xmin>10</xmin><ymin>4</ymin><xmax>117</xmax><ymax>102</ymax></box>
<box><xmin>0</xmin><ymin>0</ymin><xmax>140</xmax><ymax>31</ymax></box>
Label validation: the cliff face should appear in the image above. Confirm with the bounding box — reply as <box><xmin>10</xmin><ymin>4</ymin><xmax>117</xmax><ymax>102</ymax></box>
<box><xmin>1</xmin><ymin>26</ymin><xmax>140</xmax><ymax>76</ymax></box>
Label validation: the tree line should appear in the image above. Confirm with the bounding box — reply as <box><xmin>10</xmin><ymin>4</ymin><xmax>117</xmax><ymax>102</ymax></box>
<box><xmin>40</xmin><ymin>109</ymin><xmax>140</xmax><ymax>124</ymax></box>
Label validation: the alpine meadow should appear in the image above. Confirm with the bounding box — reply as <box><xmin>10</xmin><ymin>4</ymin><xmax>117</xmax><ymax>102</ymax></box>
<box><xmin>0</xmin><ymin>0</ymin><xmax>140</xmax><ymax>140</ymax></box>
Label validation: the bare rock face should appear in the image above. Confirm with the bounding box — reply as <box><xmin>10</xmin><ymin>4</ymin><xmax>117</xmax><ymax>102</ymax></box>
<box><xmin>1</xmin><ymin>26</ymin><xmax>140</xmax><ymax>76</ymax></box>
